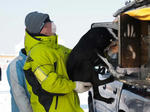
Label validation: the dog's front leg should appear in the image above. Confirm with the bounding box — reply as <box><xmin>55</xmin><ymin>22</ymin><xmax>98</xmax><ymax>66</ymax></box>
<box><xmin>97</xmin><ymin>53</ymin><xmax>124</xmax><ymax>78</ymax></box>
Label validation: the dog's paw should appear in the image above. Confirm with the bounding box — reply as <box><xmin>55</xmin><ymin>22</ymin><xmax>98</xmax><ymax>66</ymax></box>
<box><xmin>107</xmin><ymin>98</ymin><xmax>114</xmax><ymax>104</ymax></box>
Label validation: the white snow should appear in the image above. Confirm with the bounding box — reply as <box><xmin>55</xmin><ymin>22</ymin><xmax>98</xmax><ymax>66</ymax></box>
<box><xmin>0</xmin><ymin>57</ymin><xmax>11</xmax><ymax>112</ymax></box>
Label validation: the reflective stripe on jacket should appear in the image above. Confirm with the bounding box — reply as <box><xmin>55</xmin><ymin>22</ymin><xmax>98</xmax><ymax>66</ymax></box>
<box><xmin>24</xmin><ymin>32</ymin><xmax>84</xmax><ymax>112</ymax></box>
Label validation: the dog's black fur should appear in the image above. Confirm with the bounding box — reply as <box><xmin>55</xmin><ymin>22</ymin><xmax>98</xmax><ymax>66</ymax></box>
<box><xmin>67</xmin><ymin>27</ymin><xmax>116</xmax><ymax>104</ymax></box>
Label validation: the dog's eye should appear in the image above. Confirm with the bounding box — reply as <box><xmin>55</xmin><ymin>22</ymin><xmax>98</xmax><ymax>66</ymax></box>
<box><xmin>110</xmin><ymin>39</ymin><xmax>113</xmax><ymax>42</ymax></box>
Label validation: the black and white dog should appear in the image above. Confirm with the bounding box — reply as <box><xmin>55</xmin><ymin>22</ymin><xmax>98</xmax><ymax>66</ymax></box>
<box><xmin>67</xmin><ymin>26</ymin><xmax>119</xmax><ymax>103</ymax></box>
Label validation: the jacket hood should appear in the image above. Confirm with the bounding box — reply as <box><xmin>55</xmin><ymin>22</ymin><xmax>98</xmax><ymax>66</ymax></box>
<box><xmin>24</xmin><ymin>31</ymin><xmax>58</xmax><ymax>54</ymax></box>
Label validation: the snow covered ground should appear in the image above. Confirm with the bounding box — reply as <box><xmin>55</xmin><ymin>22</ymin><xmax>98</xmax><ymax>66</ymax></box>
<box><xmin>0</xmin><ymin>57</ymin><xmax>11</xmax><ymax>112</ymax></box>
<box><xmin>0</xmin><ymin>57</ymin><xmax>89</xmax><ymax>112</ymax></box>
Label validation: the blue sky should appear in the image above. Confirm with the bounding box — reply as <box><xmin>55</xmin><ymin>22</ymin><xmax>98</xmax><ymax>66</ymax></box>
<box><xmin>0</xmin><ymin>0</ymin><xmax>126</xmax><ymax>55</ymax></box>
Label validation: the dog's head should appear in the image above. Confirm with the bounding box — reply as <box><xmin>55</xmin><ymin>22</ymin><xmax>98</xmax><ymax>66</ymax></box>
<box><xmin>87</xmin><ymin>27</ymin><xmax>118</xmax><ymax>56</ymax></box>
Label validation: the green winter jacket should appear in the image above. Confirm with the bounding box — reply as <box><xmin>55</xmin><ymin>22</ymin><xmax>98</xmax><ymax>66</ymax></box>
<box><xmin>23</xmin><ymin>31</ymin><xmax>84</xmax><ymax>112</ymax></box>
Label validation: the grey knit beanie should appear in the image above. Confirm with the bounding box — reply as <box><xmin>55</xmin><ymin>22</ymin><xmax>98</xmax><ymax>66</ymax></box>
<box><xmin>25</xmin><ymin>11</ymin><xmax>50</xmax><ymax>34</ymax></box>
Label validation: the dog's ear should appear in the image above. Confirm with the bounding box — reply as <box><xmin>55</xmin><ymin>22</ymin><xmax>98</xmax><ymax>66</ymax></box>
<box><xmin>94</xmin><ymin>27</ymin><xmax>114</xmax><ymax>50</ymax></box>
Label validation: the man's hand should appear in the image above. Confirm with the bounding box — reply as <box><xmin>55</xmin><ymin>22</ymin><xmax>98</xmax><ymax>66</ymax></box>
<box><xmin>74</xmin><ymin>81</ymin><xmax>92</xmax><ymax>93</ymax></box>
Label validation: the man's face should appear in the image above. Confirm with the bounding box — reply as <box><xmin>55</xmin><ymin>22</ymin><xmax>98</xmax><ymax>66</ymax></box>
<box><xmin>40</xmin><ymin>22</ymin><xmax>53</xmax><ymax>36</ymax></box>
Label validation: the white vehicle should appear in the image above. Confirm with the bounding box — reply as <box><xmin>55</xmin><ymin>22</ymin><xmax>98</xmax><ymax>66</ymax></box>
<box><xmin>88</xmin><ymin>0</ymin><xmax>150</xmax><ymax>112</ymax></box>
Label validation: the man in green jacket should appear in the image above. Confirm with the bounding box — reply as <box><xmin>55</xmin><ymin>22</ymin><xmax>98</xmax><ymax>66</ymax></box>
<box><xmin>23</xmin><ymin>11</ymin><xmax>92</xmax><ymax>112</ymax></box>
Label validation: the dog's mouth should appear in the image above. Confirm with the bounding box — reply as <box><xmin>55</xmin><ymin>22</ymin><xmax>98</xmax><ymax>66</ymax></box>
<box><xmin>104</xmin><ymin>40</ymin><xmax>118</xmax><ymax>57</ymax></box>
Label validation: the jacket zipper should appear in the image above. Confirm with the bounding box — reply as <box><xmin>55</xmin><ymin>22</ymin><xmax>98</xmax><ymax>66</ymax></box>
<box><xmin>55</xmin><ymin>96</ymin><xmax>58</xmax><ymax>110</ymax></box>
